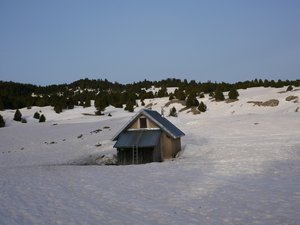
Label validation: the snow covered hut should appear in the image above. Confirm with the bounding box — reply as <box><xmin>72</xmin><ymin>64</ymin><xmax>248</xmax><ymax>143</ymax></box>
<box><xmin>112</xmin><ymin>108</ymin><xmax>185</xmax><ymax>165</ymax></box>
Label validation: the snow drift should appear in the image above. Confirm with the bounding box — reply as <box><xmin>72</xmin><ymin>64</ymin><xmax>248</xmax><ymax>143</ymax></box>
<box><xmin>0</xmin><ymin>86</ymin><xmax>299</xmax><ymax>225</ymax></box>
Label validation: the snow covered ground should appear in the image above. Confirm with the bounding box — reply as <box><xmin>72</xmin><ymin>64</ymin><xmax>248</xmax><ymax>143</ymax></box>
<box><xmin>0</xmin><ymin>87</ymin><xmax>299</xmax><ymax>225</ymax></box>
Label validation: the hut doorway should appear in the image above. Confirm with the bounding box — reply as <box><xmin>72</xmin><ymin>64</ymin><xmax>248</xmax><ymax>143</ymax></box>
<box><xmin>117</xmin><ymin>147</ymin><xmax>154</xmax><ymax>165</ymax></box>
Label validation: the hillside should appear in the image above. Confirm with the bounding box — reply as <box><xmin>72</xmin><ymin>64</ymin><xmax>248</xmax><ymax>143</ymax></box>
<box><xmin>0</xmin><ymin>86</ymin><xmax>299</xmax><ymax>225</ymax></box>
<box><xmin>1</xmin><ymin>78</ymin><xmax>299</xmax><ymax>111</ymax></box>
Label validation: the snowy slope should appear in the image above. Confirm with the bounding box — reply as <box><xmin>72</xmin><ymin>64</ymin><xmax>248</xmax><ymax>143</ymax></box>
<box><xmin>0</xmin><ymin>86</ymin><xmax>299</xmax><ymax>225</ymax></box>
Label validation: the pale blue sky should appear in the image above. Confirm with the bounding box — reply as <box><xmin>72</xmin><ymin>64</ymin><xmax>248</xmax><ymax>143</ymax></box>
<box><xmin>0</xmin><ymin>0</ymin><xmax>299</xmax><ymax>85</ymax></box>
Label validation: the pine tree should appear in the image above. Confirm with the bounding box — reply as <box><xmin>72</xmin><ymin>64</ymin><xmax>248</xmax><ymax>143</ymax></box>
<box><xmin>0</xmin><ymin>98</ymin><xmax>4</xmax><ymax>111</ymax></box>
<box><xmin>214</xmin><ymin>89</ymin><xmax>225</xmax><ymax>101</ymax></box>
<box><xmin>95</xmin><ymin>94</ymin><xmax>108</xmax><ymax>115</ymax></box>
<box><xmin>157</xmin><ymin>87</ymin><xmax>168</xmax><ymax>97</ymax></box>
<box><xmin>124</xmin><ymin>101</ymin><xmax>134</xmax><ymax>112</ymax></box>
<box><xmin>39</xmin><ymin>114</ymin><xmax>46</xmax><ymax>122</ymax></box>
<box><xmin>169</xmin><ymin>106</ymin><xmax>177</xmax><ymax>117</ymax></box>
<box><xmin>198</xmin><ymin>101</ymin><xmax>207</xmax><ymax>112</ymax></box>
<box><xmin>228</xmin><ymin>88</ymin><xmax>239</xmax><ymax>100</ymax></box>
<box><xmin>54</xmin><ymin>103</ymin><xmax>63</xmax><ymax>114</ymax></box>
<box><xmin>13</xmin><ymin>109</ymin><xmax>22</xmax><ymax>121</ymax></box>
<box><xmin>83</xmin><ymin>99</ymin><xmax>91</xmax><ymax>108</ymax></box>
<box><xmin>186</xmin><ymin>92</ymin><xmax>199</xmax><ymax>107</ymax></box>
<box><xmin>66</xmin><ymin>97</ymin><xmax>75</xmax><ymax>109</ymax></box>
<box><xmin>174</xmin><ymin>88</ymin><xmax>186</xmax><ymax>101</ymax></box>
<box><xmin>33</xmin><ymin>112</ymin><xmax>40</xmax><ymax>119</ymax></box>
<box><xmin>286</xmin><ymin>85</ymin><xmax>293</xmax><ymax>92</ymax></box>
<box><xmin>0</xmin><ymin>114</ymin><xmax>5</xmax><ymax>128</ymax></box>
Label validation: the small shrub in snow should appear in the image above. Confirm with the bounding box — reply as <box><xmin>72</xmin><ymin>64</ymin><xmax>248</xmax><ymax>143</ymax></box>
<box><xmin>39</xmin><ymin>114</ymin><xmax>46</xmax><ymax>123</ymax></box>
<box><xmin>169</xmin><ymin>106</ymin><xmax>177</xmax><ymax>117</ymax></box>
<box><xmin>0</xmin><ymin>114</ymin><xmax>5</xmax><ymax>128</ymax></box>
<box><xmin>33</xmin><ymin>112</ymin><xmax>40</xmax><ymax>119</ymax></box>
<box><xmin>13</xmin><ymin>109</ymin><xmax>22</xmax><ymax>122</ymax></box>
<box><xmin>21</xmin><ymin>118</ymin><xmax>27</xmax><ymax>123</ymax></box>
<box><xmin>286</xmin><ymin>85</ymin><xmax>293</xmax><ymax>92</ymax></box>
<box><xmin>198</xmin><ymin>101</ymin><xmax>207</xmax><ymax>112</ymax></box>
<box><xmin>199</xmin><ymin>93</ymin><xmax>205</xmax><ymax>98</ymax></box>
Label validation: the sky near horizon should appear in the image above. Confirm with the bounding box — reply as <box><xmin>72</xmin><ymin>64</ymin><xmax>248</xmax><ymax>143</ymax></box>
<box><xmin>0</xmin><ymin>0</ymin><xmax>300</xmax><ymax>85</ymax></box>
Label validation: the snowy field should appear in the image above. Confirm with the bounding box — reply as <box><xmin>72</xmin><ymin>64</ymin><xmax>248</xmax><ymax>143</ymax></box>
<box><xmin>0</xmin><ymin>87</ymin><xmax>300</xmax><ymax>225</ymax></box>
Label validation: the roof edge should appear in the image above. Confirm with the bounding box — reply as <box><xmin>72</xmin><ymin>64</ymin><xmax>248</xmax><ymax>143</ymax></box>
<box><xmin>142</xmin><ymin>109</ymin><xmax>185</xmax><ymax>139</ymax></box>
<box><xmin>112</xmin><ymin>108</ymin><xmax>185</xmax><ymax>141</ymax></box>
<box><xmin>111</xmin><ymin>109</ymin><xmax>145</xmax><ymax>141</ymax></box>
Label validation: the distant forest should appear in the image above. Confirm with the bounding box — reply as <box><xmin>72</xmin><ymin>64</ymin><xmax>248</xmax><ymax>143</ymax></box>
<box><xmin>0</xmin><ymin>78</ymin><xmax>299</xmax><ymax>112</ymax></box>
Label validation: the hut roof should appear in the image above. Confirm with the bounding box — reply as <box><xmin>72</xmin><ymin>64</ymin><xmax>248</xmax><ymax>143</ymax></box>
<box><xmin>113</xmin><ymin>130</ymin><xmax>161</xmax><ymax>149</ymax></box>
<box><xmin>112</xmin><ymin>108</ymin><xmax>185</xmax><ymax>141</ymax></box>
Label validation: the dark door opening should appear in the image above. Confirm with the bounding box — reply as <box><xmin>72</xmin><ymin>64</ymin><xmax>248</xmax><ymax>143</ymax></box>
<box><xmin>117</xmin><ymin>147</ymin><xmax>154</xmax><ymax>165</ymax></box>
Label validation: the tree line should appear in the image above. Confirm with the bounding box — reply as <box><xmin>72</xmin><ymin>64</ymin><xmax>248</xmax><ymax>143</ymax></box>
<box><xmin>0</xmin><ymin>78</ymin><xmax>299</xmax><ymax>113</ymax></box>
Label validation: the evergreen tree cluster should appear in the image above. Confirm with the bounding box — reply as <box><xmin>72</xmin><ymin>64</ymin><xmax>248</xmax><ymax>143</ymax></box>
<box><xmin>33</xmin><ymin>112</ymin><xmax>46</xmax><ymax>122</ymax></box>
<box><xmin>228</xmin><ymin>88</ymin><xmax>239</xmax><ymax>100</ymax></box>
<box><xmin>186</xmin><ymin>92</ymin><xmax>199</xmax><ymax>107</ymax></box>
<box><xmin>0</xmin><ymin>78</ymin><xmax>299</xmax><ymax>112</ymax></box>
<box><xmin>11</xmin><ymin>109</ymin><xmax>46</xmax><ymax>124</ymax></box>
<box><xmin>0</xmin><ymin>114</ymin><xmax>5</xmax><ymax>128</ymax></box>
<box><xmin>214</xmin><ymin>89</ymin><xmax>225</xmax><ymax>101</ymax></box>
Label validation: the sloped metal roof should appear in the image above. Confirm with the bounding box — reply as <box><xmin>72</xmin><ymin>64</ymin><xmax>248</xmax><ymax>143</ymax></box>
<box><xmin>142</xmin><ymin>109</ymin><xmax>185</xmax><ymax>139</ymax></box>
<box><xmin>113</xmin><ymin>130</ymin><xmax>161</xmax><ymax>148</ymax></box>
<box><xmin>112</xmin><ymin>109</ymin><xmax>185</xmax><ymax>141</ymax></box>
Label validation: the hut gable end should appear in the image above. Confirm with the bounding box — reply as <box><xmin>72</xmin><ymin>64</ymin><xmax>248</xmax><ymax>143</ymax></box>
<box><xmin>129</xmin><ymin>116</ymin><xmax>159</xmax><ymax>130</ymax></box>
<box><xmin>112</xmin><ymin>109</ymin><xmax>185</xmax><ymax>141</ymax></box>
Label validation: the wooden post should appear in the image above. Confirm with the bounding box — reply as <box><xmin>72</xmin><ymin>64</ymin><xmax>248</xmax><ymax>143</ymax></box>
<box><xmin>132</xmin><ymin>145</ymin><xmax>139</xmax><ymax>164</ymax></box>
<box><xmin>132</xmin><ymin>146</ymin><xmax>134</xmax><ymax>164</ymax></box>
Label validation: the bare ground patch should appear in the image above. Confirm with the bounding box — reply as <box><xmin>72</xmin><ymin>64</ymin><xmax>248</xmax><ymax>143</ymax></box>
<box><xmin>247</xmin><ymin>99</ymin><xmax>279</xmax><ymax>107</ymax></box>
